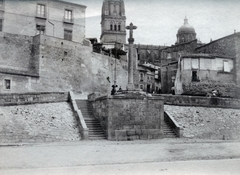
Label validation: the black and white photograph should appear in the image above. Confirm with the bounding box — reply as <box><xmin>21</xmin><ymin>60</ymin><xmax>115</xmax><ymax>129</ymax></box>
<box><xmin>0</xmin><ymin>0</ymin><xmax>240</xmax><ymax>174</ymax></box>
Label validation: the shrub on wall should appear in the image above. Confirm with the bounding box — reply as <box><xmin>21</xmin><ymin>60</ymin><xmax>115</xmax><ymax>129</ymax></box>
<box><xmin>182</xmin><ymin>82</ymin><xmax>236</xmax><ymax>97</ymax></box>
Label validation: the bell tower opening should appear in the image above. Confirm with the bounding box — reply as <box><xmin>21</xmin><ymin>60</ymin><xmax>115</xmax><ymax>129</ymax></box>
<box><xmin>100</xmin><ymin>0</ymin><xmax>127</xmax><ymax>44</ymax></box>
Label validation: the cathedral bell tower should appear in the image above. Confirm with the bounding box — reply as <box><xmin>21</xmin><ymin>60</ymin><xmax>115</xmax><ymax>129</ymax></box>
<box><xmin>100</xmin><ymin>0</ymin><xmax>126</xmax><ymax>44</ymax></box>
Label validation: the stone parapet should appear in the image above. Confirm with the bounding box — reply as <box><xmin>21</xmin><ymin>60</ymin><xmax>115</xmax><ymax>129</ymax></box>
<box><xmin>69</xmin><ymin>91</ymin><xmax>88</xmax><ymax>140</ymax></box>
<box><xmin>90</xmin><ymin>93</ymin><xmax>164</xmax><ymax>141</ymax></box>
<box><xmin>162</xmin><ymin>94</ymin><xmax>240</xmax><ymax>109</ymax></box>
<box><xmin>0</xmin><ymin>92</ymin><xmax>68</xmax><ymax>106</ymax></box>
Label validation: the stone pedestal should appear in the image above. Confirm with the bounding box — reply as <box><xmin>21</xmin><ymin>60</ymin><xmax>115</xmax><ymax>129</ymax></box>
<box><xmin>90</xmin><ymin>92</ymin><xmax>164</xmax><ymax>141</ymax></box>
<box><xmin>126</xmin><ymin>23</ymin><xmax>137</xmax><ymax>91</ymax></box>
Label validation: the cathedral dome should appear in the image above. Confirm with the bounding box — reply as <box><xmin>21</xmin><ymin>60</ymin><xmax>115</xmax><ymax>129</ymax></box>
<box><xmin>176</xmin><ymin>17</ymin><xmax>196</xmax><ymax>44</ymax></box>
<box><xmin>177</xmin><ymin>17</ymin><xmax>195</xmax><ymax>34</ymax></box>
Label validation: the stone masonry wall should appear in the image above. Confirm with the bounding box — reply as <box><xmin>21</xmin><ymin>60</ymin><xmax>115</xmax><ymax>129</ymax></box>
<box><xmin>182</xmin><ymin>82</ymin><xmax>236</xmax><ymax>97</ymax></box>
<box><xmin>0</xmin><ymin>92</ymin><xmax>68</xmax><ymax>106</ymax></box>
<box><xmin>91</xmin><ymin>94</ymin><xmax>164</xmax><ymax>141</ymax></box>
<box><xmin>0</xmin><ymin>33</ymin><xmax>38</xmax><ymax>76</ymax></box>
<box><xmin>32</xmin><ymin>35</ymin><xmax>128</xmax><ymax>94</ymax></box>
<box><xmin>235</xmin><ymin>35</ymin><xmax>240</xmax><ymax>98</ymax></box>
<box><xmin>0</xmin><ymin>102</ymin><xmax>81</xmax><ymax>144</ymax></box>
<box><xmin>0</xmin><ymin>34</ymin><xmax>128</xmax><ymax>94</ymax></box>
<box><xmin>165</xmin><ymin>105</ymin><xmax>240</xmax><ymax>140</ymax></box>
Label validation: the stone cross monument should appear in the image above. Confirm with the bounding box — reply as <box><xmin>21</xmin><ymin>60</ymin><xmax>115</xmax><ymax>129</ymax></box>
<box><xmin>126</xmin><ymin>23</ymin><xmax>137</xmax><ymax>90</ymax></box>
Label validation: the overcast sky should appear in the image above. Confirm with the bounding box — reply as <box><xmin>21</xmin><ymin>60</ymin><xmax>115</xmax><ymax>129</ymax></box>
<box><xmin>69</xmin><ymin>0</ymin><xmax>240</xmax><ymax>46</ymax></box>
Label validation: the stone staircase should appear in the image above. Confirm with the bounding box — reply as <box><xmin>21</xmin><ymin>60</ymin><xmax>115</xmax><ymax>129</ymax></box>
<box><xmin>76</xmin><ymin>100</ymin><xmax>106</xmax><ymax>140</ymax></box>
<box><xmin>162</xmin><ymin>120</ymin><xmax>178</xmax><ymax>138</ymax></box>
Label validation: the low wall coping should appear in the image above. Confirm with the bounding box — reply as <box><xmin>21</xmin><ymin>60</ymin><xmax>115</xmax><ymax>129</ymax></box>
<box><xmin>0</xmin><ymin>92</ymin><xmax>67</xmax><ymax>96</ymax></box>
<box><xmin>162</xmin><ymin>94</ymin><xmax>240</xmax><ymax>109</ymax></box>
<box><xmin>93</xmin><ymin>94</ymin><xmax>164</xmax><ymax>101</ymax></box>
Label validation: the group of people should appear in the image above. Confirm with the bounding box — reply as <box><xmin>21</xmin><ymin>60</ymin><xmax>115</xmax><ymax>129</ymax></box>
<box><xmin>111</xmin><ymin>85</ymin><xmax>122</xmax><ymax>95</ymax></box>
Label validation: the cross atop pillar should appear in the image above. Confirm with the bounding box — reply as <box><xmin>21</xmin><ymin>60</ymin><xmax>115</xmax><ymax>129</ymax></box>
<box><xmin>126</xmin><ymin>23</ymin><xmax>137</xmax><ymax>44</ymax></box>
<box><xmin>125</xmin><ymin>22</ymin><xmax>137</xmax><ymax>91</ymax></box>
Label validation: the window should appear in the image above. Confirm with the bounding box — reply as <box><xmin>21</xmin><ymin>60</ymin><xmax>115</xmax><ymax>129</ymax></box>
<box><xmin>223</xmin><ymin>61</ymin><xmax>231</xmax><ymax>72</ymax></box>
<box><xmin>139</xmin><ymin>73</ymin><xmax>144</xmax><ymax>81</ymax></box>
<box><xmin>118</xmin><ymin>25</ymin><xmax>121</xmax><ymax>31</ymax></box>
<box><xmin>4</xmin><ymin>79</ymin><xmax>11</xmax><ymax>90</ymax></box>
<box><xmin>192</xmin><ymin>71</ymin><xmax>199</xmax><ymax>82</ymax></box>
<box><xmin>0</xmin><ymin>19</ymin><xmax>2</xmax><ymax>32</ymax></box>
<box><xmin>64</xmin><ymin>9</ymin><xmax>73</xmax><ymax>23</ymax></box>
<box><xmin>114</xmin><ymin>24</ymin><xmax>117</xmax><ymax>31</ymax></box>
<box><xmin>36</xmin><ymin>24</ymin><xmax>45</xmax><ymax>35</ymax></box>
<box><xmin>139</xmin><ymin>84</ymin><xmax>144</xmax><ymax>90</ymax></box>
<box><xmin>192</xmin><ymin>59</ymin><xmax>199</xmax><ymax>69</ymax></box>
<box><xmin>64</xmin><ymin>29</ymin><xmax>72</xmax><ymax>41</ymax></box>
<box><xmin>110</xmin><ymin>24</ymin><xmax>113</xmax><ymax>30</ymax></box>
<box><xmin>37</xmin><ymin>4</ymin><xmax>46</xmax><ymax>18</ymax></box>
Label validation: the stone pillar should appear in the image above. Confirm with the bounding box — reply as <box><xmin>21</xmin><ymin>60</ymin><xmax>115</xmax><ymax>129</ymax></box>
<box><xmin>126</xmin><ymin>23</ymin><xmax>137</xmax><ymax>90</ymax></box>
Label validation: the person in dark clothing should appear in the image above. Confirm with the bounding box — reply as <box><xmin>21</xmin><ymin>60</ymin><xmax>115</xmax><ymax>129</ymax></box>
<box><xmin>111</xmin><ymin>85</ymin><xmax>118</xmax><ymax>95</ymax></box>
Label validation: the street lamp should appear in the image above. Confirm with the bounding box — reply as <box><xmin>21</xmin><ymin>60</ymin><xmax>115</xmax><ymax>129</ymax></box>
<box><xmin>111</xmin><ymin>42</ymin><xmax>122</xmax><ymax>95</ymax></box>
<box><xmin>114</xmin><ymin>42</ymin><xmax>122</xmax><ymax>86</ymax></box>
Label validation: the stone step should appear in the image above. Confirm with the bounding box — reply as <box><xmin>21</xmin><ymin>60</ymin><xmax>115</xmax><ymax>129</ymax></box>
<box><xmin>88</xmin><ymin>136</ymin><xmax>106</xmax><ymax>140</ymax></box>
<box><xmin>88</xmin><ymin>127</ymin><xmax>104</xmax><ymax>131</ymax></box>
<box><xmin>81</xmin><ymin>110</ymin><xmax>93</xmax><ymax>113</ymax></box>
<box><xmin>89</xmin><ymin>132</ymin><xmax>105</xmax><ymax>135</ymax></box>
<box><xmin>89</xmin><ymin>129</ymin><xmax>104</xmax><ymax>132</ymax></box>
<box><xmin>88</xmin><ymin>127</ymin><xmax>103</xmax><ymax>130</ymax></box>
<box><xmin>82</xmin><ymin>113</ymin><xmax>94</xmax><ymax>116</ymax></box>
<box><xmin>162</xmin><ymin>121</ymin><xmax>177</xmax><ymax>138</ymax></box>
<box><xmin>163</xmin><ymin>128</ymin><xmax>174</xmax><ymax>131</ymax></box>
<box><xmin>81</xmin><ymin>114</ymin><xmax>94</xmax><ymax>117</ymax></box>
<box><xmin>86</xmin><ymin>121</ymin><xmax>101</xmax><ymax>123</ymax></box>
<box><xmin>75</xmin><ymin>100</ymin><xmax>106</xmax><ymax>140</ymax></box>
<box><xmin>87</xmin><ymin>125</ymin><xmax>102</xmax><ymax>128</ymax></box>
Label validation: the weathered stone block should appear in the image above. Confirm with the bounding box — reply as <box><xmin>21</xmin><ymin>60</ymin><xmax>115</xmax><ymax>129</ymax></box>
<box><xmin>126</xmin><ymin>130</ymin><xmax>136</xmax><ymax>136</ymax></box>
<box><xmin>140</xmin><ymin>134</ymin><xmax>148</xmax><ymax>140</ymax></box>
<box><xmin>115</xmin><ymin>130</ymin><xmax>127</xmax><ymax>141</ymax></box>
<box><xmin>135</xmin><ymin>129</ymin><xmax>142</xmax><ymax>135</ymax></box>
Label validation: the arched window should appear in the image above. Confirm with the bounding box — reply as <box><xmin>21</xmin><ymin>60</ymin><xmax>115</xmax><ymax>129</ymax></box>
<box><xmin>110</xmin><ymin>24</ymin><xmax>113</xmax><ymax>30</ymax></box>
<box><xmin>114</xmin><ymin>25</ymin><xmax>117</xmax><ymax>31</ymax></box>
<box><xmin>118</xmin><ymin>25</ymin><xmax>121</xmax><ymax>31</ymax></box>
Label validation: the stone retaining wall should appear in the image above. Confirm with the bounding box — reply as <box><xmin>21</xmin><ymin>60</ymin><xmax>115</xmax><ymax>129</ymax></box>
<box><xmin>0</xmin><ymin>102</ymin><xmax>81</xmax><ymax>144</ymax></box>
<box><xmin>165</xmin><ymin>105</ymin><xmax>240</xmax><ymax>140</ymax></box>
<box><xmin>0</xmin><ymin>92</ymin><xmax>68</xmax><ymax>106</ymax></box>
<box><xmin>90</xmin><ymin>93</ymin><xmax>164</xmax><ymax>141</ymax></box>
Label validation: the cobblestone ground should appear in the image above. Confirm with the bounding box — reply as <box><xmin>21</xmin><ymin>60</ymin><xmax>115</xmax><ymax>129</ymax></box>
<box><xmin>165</xmin><ymin>105</ymin><xmax>240</xmax><ymax>140</ymax></box>
<box><xmin>0</xmin><ymin>102</ymin><xmax>81</xmax><ymax>143</ymax></box>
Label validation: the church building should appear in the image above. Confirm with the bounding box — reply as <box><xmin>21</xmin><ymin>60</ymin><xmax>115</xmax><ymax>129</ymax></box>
<box><xmin>161</xmin><ymin>17</ymin><xmax>240</xmax><ymax>98</ymax></box>
<box><xmin>176</xmin><ymin>17</ymin><xmax>197</xmax><ymax>44</ymax></box>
